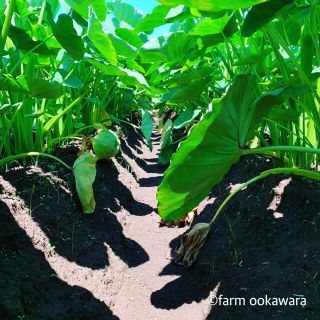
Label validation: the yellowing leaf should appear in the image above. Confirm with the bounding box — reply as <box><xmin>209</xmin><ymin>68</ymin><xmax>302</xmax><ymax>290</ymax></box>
<box><xmin>73</xmin><ymin>151</ymin><xmax>97</xmax><ymax>214</ymax></box>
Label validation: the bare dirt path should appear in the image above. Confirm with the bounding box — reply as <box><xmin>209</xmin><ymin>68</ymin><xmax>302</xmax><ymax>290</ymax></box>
<box><xmin>111</xmin><ymin>131</ymin><xmax>211</xmax><ymax>320</ymax></box>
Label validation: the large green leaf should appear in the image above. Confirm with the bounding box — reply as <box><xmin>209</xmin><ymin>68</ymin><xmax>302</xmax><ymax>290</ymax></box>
<box><xmin>157</xmin><ymin>74</ymin><xmax>259</xmax><ymax>221</ymax></box>
<box><xmin>73</xmin><ymin>151</ymin><xmax>97</xmax><ymax>214</ymax></box>
<box><xmin>140</xmin><ymin>32</ymin><xmax>197</xmax><ymax>64</ymax></box>
<box><xmin>88</xmin><ymin>59</ymin><xmax>149</xmax><ymax>87</ymax></box>
<box><xmin>190</xmin><ymin>14</ymin><xmax>231</xmax><ymax>36</ymax></box>
<box><xmin>8</xmin><ymin>25</ymin><xmax>52</xmax><ymax>55</ymax></box>
<box><xmin>54</xmin><ymin>14</ymin><xmax>84</xmax><ymax>60</ymax></box>
<box><xmin>88</xmin><ymin>10</ymin><xmax>117</xmax><ymax>65</ymax></box>
<box><xmin>141</xmin><ymin>110</ymin><xmax>153</xmax><ymax>151</ymax></box>
<box><xmin>0</xmin><ymin>75</ymin><xmax>61</xmax><ymax>98</ymax></box>
<box><xmin>63</xmin><ymin>0</ymin><xmax>107</xmax><ymax>20</ymax></box>
<box><xmin>157</xmin><ymin>0</ymin><xmax>266</xmax><ymax>12</ymax></box>
<box><xmin>241</xmin><ymin>0</ymin><xmax>295</xmax><ymax>37</ymax></box>
<box><xmin>109</xmin><ymin>34</ymin><xmax>138</xmax><ymax>61</ymax></box>
<box><xmin>173</xmin><ymin>108</ymin><xmax>201</xmax><ymax>129</ymax></box>
<box><xmin>108</xmin><ymin>1</ymin><xmax>144</xmax><ymax>28</ymax></box>
<box><xmin>159</xmin><ymin>119</ymin><xmax>174</xmax><ymax>165</ymax></box>
<box><xmin>115</xmin><ymin>28</ymin><xmax>143</xmax><ymax>48</ymax></box>
<box><xmin>135</xmin><ymin>5</ymin><xmax>171</xmax><ymax>33</ymax></box>
<box><xmin>161</xmin><ymin>78</ymin><xmax>209</xmax><ymax>102</ymax></box>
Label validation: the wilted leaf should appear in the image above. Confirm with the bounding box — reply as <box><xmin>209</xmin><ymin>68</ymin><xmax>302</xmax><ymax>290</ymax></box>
<box><xmin>173</xmin><ymin>222</ymin><xmax>210</xmax><ymax>267</ymax></box>
<box><xmin>73</xmin><ymin>151</ymin><xmax>97</xmax><ymax>214</ymax></box>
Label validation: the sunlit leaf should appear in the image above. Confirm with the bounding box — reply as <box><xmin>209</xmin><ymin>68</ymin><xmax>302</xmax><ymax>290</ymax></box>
<box><xmin>54</xmin><ymin>14</ymin><xmax>84</xmax><ymax>60</ymax></box>
<box><xmin>88</xmin><ymin>9</ymin><xmax>117</xmax><ymax>65</ymax></box>
<box><xmin>157</xmin><ymin>0</ymin><xmax>266</xmax><ymax>12</ymax></box>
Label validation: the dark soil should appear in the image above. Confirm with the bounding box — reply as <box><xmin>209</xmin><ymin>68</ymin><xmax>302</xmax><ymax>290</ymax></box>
<box><xmin>0</xmin><ymin>123</ymin><xmax>319</xmax><ymax>320</ymax></box>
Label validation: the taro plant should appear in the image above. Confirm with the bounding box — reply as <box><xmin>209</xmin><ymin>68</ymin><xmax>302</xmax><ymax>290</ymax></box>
<box><xmin>157</xmin><ymin>74</ymin><xmax>320</xmax><ymax>266</ymax></box>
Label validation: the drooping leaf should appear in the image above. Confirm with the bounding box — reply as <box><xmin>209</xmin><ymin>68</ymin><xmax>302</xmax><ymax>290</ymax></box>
<box><xmin>157</xmin><ymin>74</ymin><xmax>260</xmax><ymax>221</ymax></box>
<box><xmin>241</xmin><ymin>0</ymin><xmax>295</xmax><ymax>37</ymax></box>
<box><xmin>157</xmin><ymin>0</ymin><xmax>266</xmax><ymax>12</ymax></box>
<box><xmin>88</xmin><ymin>10</ymin><xmax>117</xmax><ymax>65</ymax></box>
<box><xmin>73</xmin><ymin>151</ymin><xmax>97</xmax><ymax>214</ymax></box>
<box><xmin>54</xmin><ymin>14</ymin><xmax>84</xmax><ymax>60</ymax></box>
<box><xmin>141</xmin><ymin>110</ymin><xmax>153</xmax><ymax>151</ymax></box>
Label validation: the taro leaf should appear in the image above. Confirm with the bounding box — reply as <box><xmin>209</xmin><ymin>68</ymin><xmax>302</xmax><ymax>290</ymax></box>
<box><xmin>241</xmin><ymin>0</ymin><xmax>295</xmax><ymax>37</ymax></box>
<box><xmin>115</xmin><ymin>28</ymin><xmax>143</xmax><ymax>48</ymax></box>
<box><xmin>159</xmin><ymin>119</ymin><xmax>174</xmax><ymax>165</ymax></box>
<box><xmin>64</xmin><ymin>0</ymin><xmax>107</xmax><ymax>21</ymax></box>
<box><xmin>0</xmin><ymin>75</ymin><xmax>61</xmax><ymax>98</ymax></box>
<box><xmin>246</xmin><ymin>84</ymin><xmax>310</xmax><ymax>140</ymax></box>
<box><xmin>54</xmin><ymin>14</ymin><xmax>84</xmax><ymax>60</ymax></box>
<box><xmin>8</xmin><ymin>25</ymin><xmax>52</xmax><ymax>55</ymax></box>
<box><xmin>140</xmin><ymin>32</ymin><xmax>197</xmax><ymax>64</ymax></box>
<box><xmin>267</xmin><ymin>109</ymin><xmax>301</xmax><ymax>122</ymax></box>
<box><xmin>141</xmin><ymin>110</ymin><xmax>153</xmax><ymax>151</ymax></box>
<box><xmin>162</xmin><ymin>67</ymin><xmax>214</xmax><ymax>86</ymax></box>
<box><xmin>88</xmin><ymin>59</ymin><xmax>149</xmax><ymax>87</ymax></box>
<box><xmin>174</xmin><ymin>223</ymin><xmax>210</xmax><ymax>267</ymax></box>
<box><xmin>73</xmin><ymin>151</ymin><xmax>97</xmax><ymax>214</ymax></box>
<box><xmin>234</xmin><ymin>48</ymin><xmax>272</xmax><ymax>66</ymax></box>
<box><xmin>109</xmin><ymin>34</ymin><xmax>138</xmax><ymax>61</ymax></box>
<box><xmin>190</xmin><ymin>14</ymin><xmax>231</xmax><ymax>36</ymax></box>
<box><xmin>135</xmin><ymin>6</ymin><xmax>171</xmax><ymax>33</ymax></box>
<box><xmin>107</xmin><ymin>1</ymin><xmax>144</xmax><ymax>28</ymax></box>
<box><xmin>157</xmin><ymin>74</ymin><xmax>260</xmax><ymax>221</ymax></box>
<box><xmin>173</xmin><ymin>108</ymin><xmax>201</xmax><ymax>129</ymax></box>
<box><xmin>157</xmin><ymin>80</ymin><xmax>311</xmax><ymax>221</ymax></box>
<box><xmin>157</xmin><ymin>0</ymin><xmax>266</xmax><ymax>12</ymax></box>
<box><xmin>161</xmin><ymin>78</ymin><xmax>209</xmax><ymax>103</ymax></box>
<box><xmin>92</xmin><ymin>129</ymin><xmax>120</xmax><ymax>160</ymax></box>
<box><xmin>88</xmin><ymin>9</ymin><xmax>117</xmax><ymax>65</ymax></box>
<box><xmin>54</xmin><ymin>69</ymin><xmax>84</xmax><ymax>88</ymax></box>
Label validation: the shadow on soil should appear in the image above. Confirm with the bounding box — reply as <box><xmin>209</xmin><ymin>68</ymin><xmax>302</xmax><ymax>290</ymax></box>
<box><xmin>0</xmin><ymin>200</ymin><xmax>118</xmax><ymax>320</ymax></box>
<box><xmin>2</xmin><ymin>152</ymin><xmax>151</xmax><ymax>270</ymax></box>
<box><xmin>151</xmin><ymin>156</ymin><xmax>320</xmax><ymax>320</ymax></box>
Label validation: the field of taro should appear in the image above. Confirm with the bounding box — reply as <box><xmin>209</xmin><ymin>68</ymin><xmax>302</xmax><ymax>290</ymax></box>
<box><xmin>0</xmin><ymin>0</ymin><xmax>320</xmax><ymax>319</ymax></box>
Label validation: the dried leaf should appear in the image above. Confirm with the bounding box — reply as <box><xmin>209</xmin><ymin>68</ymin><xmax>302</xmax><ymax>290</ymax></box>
<box><xmin>173</xmin><ymin>222</ymin><xmax>210</xmax><ymax>267</ymax></box>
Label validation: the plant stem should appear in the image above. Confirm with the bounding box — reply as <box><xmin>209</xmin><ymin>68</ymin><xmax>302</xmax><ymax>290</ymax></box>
<box><xmin>0</xmin><ymin>152</ymin><xmax>73</xmax><ymax>171</ymax></box>
<box><xmin>242</xmin><ymin>146</ymin><xmax>320</xmax><ymax>156</ymax></box>
<box><xmin>210</xmin><ymin>167</ymin><xmax>320</xmax><ymax>226</ymax></box>
<box><xmin>0</xmin><ymin>0</ymin><xmax>16</xmax><ymax>62</ymax></box>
